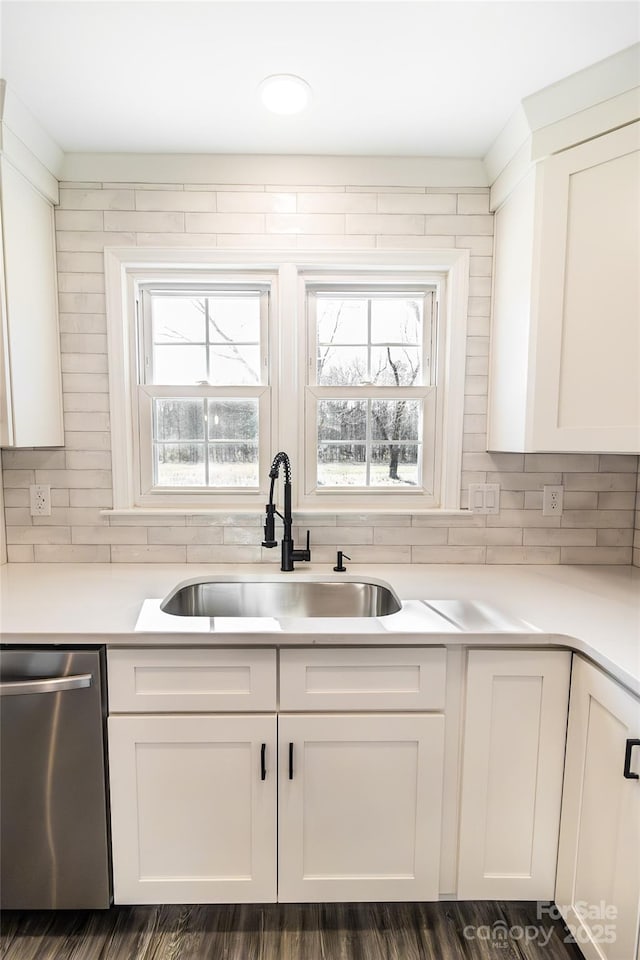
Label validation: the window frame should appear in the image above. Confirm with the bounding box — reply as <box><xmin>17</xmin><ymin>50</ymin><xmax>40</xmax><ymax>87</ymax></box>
<box><xmin>135</xmin><ymin>282</ymin><xmax>271</xmax><ymax>499</ymax></box>
<box><xmin>104</xmin><ymin>248</ymin><xmax>469</xmax><ymax>514</ymax></box>
<box><xmin>304</xmin><ymin>278</ymin><xmax>442</xmax><ymax>504</ymax></box>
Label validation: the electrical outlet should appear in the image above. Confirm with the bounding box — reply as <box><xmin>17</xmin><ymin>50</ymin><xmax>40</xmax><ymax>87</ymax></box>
<box><xmin>29</xmin><ymin>484</ymin><xmax>51</xmax><ymax>517</ymax></box>
<box><xmin>468</xmin><ymin>482</ymin><xmax>500</xmax><ymax>515</ymax></box>
<box><xmin>542</xmin><ymin>484</ymin><xmax>564</xmax><ymax>517</ymax></box>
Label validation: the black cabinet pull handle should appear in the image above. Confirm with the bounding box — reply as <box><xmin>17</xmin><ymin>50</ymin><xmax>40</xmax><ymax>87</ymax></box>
<box><xmin>260</xmin><ymin>743</ymin><xmax>266</xmax><ymax>781</ymax></box>
<box><xmin>623</xmin><ymin>739</ymin><xmax>640</xmax><ymax>780</ymax></box>
<box><xmin>288</xmin><ymin>742</ymin><xmax>294</xmax><ymax>780</ymax></box>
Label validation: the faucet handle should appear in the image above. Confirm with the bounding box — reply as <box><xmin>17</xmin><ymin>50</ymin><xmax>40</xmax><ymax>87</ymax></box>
<box><xmin>262</xmin><ymin>504</ymin><xmax>277</xmax><ymax>548</ymax></box>
<box><xmin>333</xmin><ymin>551</ymin><xmax>351</xmax><ymax>572</ymax></box>
<box><xmin>298</xmin><ymin>529</ymin><xmax>311</xmax><ymax>562</ymax></box>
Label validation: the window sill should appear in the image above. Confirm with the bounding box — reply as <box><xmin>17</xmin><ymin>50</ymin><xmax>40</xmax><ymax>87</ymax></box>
<box><xmin>101</xmin><ymin>508</ymin><xmax>472</xmax><ymax>521</ymax></box>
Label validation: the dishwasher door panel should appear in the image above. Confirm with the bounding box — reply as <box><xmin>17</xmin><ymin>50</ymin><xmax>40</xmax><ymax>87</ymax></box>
<box><xmin>0</xmin><ymin>649</ymin><xmax>111</xmax><ymax>909</ymax></box>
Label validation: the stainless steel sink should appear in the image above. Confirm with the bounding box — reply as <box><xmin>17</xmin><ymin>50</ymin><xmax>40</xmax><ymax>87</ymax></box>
<box><xmin>160</xmin><ymin>576</ymin><xmax>402</xmax><ymax>619</ymax></box>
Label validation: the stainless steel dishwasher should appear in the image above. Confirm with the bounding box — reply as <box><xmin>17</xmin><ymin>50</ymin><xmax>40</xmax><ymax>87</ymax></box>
<box><xmin>0</xmin><ymin>647</ymin><xmax>111</xmax><ymax>909</ymax></box>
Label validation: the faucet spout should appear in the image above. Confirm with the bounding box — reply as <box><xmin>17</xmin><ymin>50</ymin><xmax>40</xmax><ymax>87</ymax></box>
<box><xmin>261</xmin><ymin>452</ymin><xmax>311</xmax><ymax>571</ymax></box>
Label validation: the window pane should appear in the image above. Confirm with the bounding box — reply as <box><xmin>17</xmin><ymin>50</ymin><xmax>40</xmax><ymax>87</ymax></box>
<box><xmin>315</xmin><ymin>399</ymin><xmax>423</xmax><ymax>489</ymax></box>
<box><xmin>371</xmin><ymin>400</ymin><xmax>421</xmax><ymax>441</ymax></box>
<box><xmin>154</xmin><ymin>399</ymin><xmax>205</xmax><ymax>441</ymax></box>
<box><xmin>370</xmin><ymin>444</ymin><xmax>419</xmax><ymax>486</ymax></box>
<box><xmin>208</xmin><ymin>400</ymin><xmax>258</xmax><ymax>441</ymax></box>
<box><xmin>317</xmin><ymin>347</ymin><xmax>368</xmax><ymax>386</ymax></box>
<box><xmin>317</xmin><ymin>298</ymin><xmax>368</xmax><ymax>344</ymax></box>
<box><xmin>208</xmin><ymin>296</ymin><xmax>260</xmax><ymax>342</ymax></box>
<box><xmin>208</xmin><ymin>444</ymin><xmax>258</xmax><ymax>487</ymax></box>
<box><xmin>148</xmin><ymin>291</ymin><xmax>263</xmax><ymax>386</ymax></box>
<box><xmin>315</xmin><ymin>294</ymin><xmax>427</xmax><ymax>386</ymax></box>
<box><xmin>371</xmin><ymin>298</ymin><xmax>422</xmax><ymax>344</ymax></box>
<box><xmin>155</xmin><ymin>443</ymin><xmax>205</xmax><ymax>486</ymax></box>
<box><xmin>371</xmin><ymin>347</ymin><xmax>421</xmax><ymax>386</ymax></box>
<box><xmin>318</xmin><ymin>400</ymin><xmax>367</xmax><ymax>442</ymax></box>
<box><xmin>317</xmin><ymin>444</ymin><xmax>367</xmax><ymax>486</ymax></box>
<box><xmin>210</xmin><ymin>345</ymin><xmax>261</xmax><ymax>385</ymax></box>
<box><xmin>153</xmin><ymin>345</ymin><xmax>207</xmax><ymax>385</ymax></box>
<box><xmin>152</xmin><ymin>296</ymin><xmax>206</xmax><ymax>344</ymax></box>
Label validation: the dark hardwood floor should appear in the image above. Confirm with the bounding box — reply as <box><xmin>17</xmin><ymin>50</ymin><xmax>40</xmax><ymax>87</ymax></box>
<box><xmin>1</xmin><ymin>901</ymin><xmax>585</xmax><ymax>960</ymax></box>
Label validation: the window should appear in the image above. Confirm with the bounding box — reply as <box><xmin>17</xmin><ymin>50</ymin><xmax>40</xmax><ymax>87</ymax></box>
<box><xmin>305</xmin><ymin>284</ymin><xmax>439</xmax><ymax>502</ymax></box>
<box><xmin>133</xmin><ymin>280</ymin><xmax>272</xmax><ymax>502</ymax></box>
<box><xmin>105</xmin><ymin>249</ymin><xmax>467</xmax><ymax>511</ymax></box>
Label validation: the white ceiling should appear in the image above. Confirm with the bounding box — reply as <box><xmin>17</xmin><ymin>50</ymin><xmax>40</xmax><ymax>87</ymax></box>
<box><xmin>1</xmin><ymin>0</ymin><xmax>638</xmax><ymax>157</ymax></box>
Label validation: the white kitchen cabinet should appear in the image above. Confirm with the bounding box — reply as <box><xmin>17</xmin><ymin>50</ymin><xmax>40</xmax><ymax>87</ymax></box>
<box><xmin>107</xmin><ymin>646</ymin><xmax>446</xmax><ymax>906</ymax></box>
<box><xmin>277</xmin><ymin>712</ymin><xmax>445</xmax><ymax>903</ymax></box>
<box><xmin>555</xmin><ymin>656</ymin><xmax>640</xmax><ymax>960</ymax></box>
<box><xmin>457</xmin><ymin>649</ymin><xmax>571</xmax><ymax>899</ymax></box>
<box><xmin>488</xmin><ymin>122</ymin><xmax>640</xmax><ymax>453</ymax></box>
<box><xmin>108</xmin><ymin>713</ymin><xmax>277</xmax><ymax>904</ymax></box>
<box><xmin>107</xmin><ymin>648</ymin><xmax>279</xmax><ymax>904</ymax></box>
<box><xmin>0</xmin><ymin>157</ymin><xmax>63</xmax><ymax>447</ymax></box>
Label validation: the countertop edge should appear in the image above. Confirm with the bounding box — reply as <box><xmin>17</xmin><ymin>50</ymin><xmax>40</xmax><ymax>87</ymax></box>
<box><xmin>2</xmin><ymin>627</ymin><xmax>638</xmax><ymax>698</ymax></box>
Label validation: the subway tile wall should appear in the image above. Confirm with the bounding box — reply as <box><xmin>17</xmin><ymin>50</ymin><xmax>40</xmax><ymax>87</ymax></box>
<box><xmin>2</xmin><ymin>181</ymin><xmax>638</xmax><ymax>563</ymax></box>
<box><xmin>635</xmin><ymin>469</ymin><xmax>640</xmax><ymax>567</ymax></box>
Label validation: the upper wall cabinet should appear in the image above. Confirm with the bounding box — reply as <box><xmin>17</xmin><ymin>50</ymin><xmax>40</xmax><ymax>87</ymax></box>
<box><xmin>0</xmin><ymin>82</ymin><xmax>64</xmax><ymax>448</ymax></box>
<box><xmin>488</xmin><ymin>122</ymin><xmax>640</xmax><ymax>454</ymax></box>
<box><xmin>0</xmin><ymin>158</ymin><xmax>64</xmax><ymax>447</ymax></box>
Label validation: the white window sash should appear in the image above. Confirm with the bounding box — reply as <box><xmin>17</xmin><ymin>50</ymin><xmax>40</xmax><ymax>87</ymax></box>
<box><xmin>304</xmin><ymin>281</ymin><xmax>440</xmax><ymax>502</ymax></box>
<box><xmin>139</xmin><ymin>284</ymin><xmax>270</xmax><ymax>389</ymax></box>
<box><xmin>305</xmin><ymin>387</ymin><xmax>438</xmax><ymax>500</ymax></box>
<box><xmin>136</xmin><ymin>385</ymin><xmax>271</xmax><ymax>502</ymax></box>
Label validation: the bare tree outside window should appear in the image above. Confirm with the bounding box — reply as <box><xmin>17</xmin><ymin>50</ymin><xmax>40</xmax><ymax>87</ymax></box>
<box><xmin>142</xmin><ymin>290</ymin><xmax>265</xmax><ymax>488</ymax></box>
<box><xmin>314</xmin><ymin>292</ymin><xmax>431</xmax><ymax>488</ymax></box>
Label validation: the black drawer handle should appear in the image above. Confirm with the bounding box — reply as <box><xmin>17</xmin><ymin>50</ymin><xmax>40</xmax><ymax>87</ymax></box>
<box><xmin>623</xmin><ymin>739</ymin><xmax>640</xmax><ymax>780</ymax></box>
<box><xmin>288</xmin><ymin>742</ymin><xmax>294</xmax><ymax>780</ymax></box>
<box><xmin>260</xmin><ymin>743</ymin><xmax>266</xmax><ymax>781</ymax></box>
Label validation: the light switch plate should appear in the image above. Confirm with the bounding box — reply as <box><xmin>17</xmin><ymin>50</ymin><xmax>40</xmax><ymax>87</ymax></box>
<box><xmin>468</xmin><ymin>482</ymin><xmax>500</xmax><ymax>514</ymax></box>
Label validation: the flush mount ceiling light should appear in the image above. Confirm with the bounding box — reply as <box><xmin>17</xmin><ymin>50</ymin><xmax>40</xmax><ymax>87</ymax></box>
<box><xmin>259</xmin><ymin>74</ymin><xmax>311</xmax><ymax>115</ymax></box>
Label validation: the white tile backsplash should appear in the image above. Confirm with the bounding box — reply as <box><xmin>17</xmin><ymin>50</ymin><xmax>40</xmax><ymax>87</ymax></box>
<box><xmin>2</xmin><ymin>178</ymin><xmax>638</xmax><ymax>564</ymax></box>
<box><xmin>104</xmin><ymin>211</ymin><xmax>185</xmax><ymax>232</ymax></box>
<box><xmin>297</xmin><ymin>192</ymin><xmax>376</xmax><ymax>213</ymax></box>
<box><xmin>377</xmin><ymin>193</ymin><xmax>457</xmax><ymax>214</ymax></box>
<box><xmin>217</xmin><ymin>192</ymin><xmax>296</xmax><ymax>213</ymax></box>
<box><xmin>634</xmin><ymin>467</ymin><xmax>640</xmax><ymax>568</ymax></box>
<box><xmin>135</xmin><ymin>190</ymin><xmax>218</xmax><ymax>212</ymax></box>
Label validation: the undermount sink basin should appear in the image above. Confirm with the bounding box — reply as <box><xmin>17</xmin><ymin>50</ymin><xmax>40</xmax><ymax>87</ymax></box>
<box><xmin>160</xmin><ymin>576</ymin><xmax>402</xmax><ymax>619</ymax></box>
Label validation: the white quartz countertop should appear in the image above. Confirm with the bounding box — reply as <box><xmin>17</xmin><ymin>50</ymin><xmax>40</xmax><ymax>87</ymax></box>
<box><xmin>0</xmin><ymin>563</ymin><xmax>638</xmax><ymax>695</ymax></box>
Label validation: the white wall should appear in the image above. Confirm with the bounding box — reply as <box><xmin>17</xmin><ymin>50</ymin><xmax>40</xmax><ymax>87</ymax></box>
<box><xmin>1</xmin><ymin>175</ymin><xmax>637</xmax><ymax>563</ymax></box>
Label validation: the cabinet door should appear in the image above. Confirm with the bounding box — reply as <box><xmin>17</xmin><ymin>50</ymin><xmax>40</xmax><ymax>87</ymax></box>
<box><xmin>533</xmin><ymin>122</ymin><xmax>640</xmax><ymax>452</ymax></box>
<box><xmin>458</xmin><ymin>650</ymin><xmax>570</xmax><ymax>899</ymax></box>
<box><xmin>0</xmin><ymin>158</ymin><xmax>63</xmax><ymax>447</ymax></box>
<box><xmin>278</xmin><ymin>713</ymin><xmax>444</xmax><ymax>903</ymax></box>
<box><xmin>556</xmin><ymin>657</ymin><xmax>640</xmax><ymax>960</ymax></box>
<box><xmin>108</xmin><ymin>714</ymin><xmax>277</xmax><ymax>904</ymax></box>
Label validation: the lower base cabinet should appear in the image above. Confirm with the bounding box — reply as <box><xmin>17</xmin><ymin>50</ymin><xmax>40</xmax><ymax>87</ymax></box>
<box><xmin>108</xmin><ymin>715</ymin><xmax>278</xmax><ymax>904</ymax></box>
<box><xmin>457</xmin><ymin>649</ymin><xmax>571</xmax><ymax>899</ymax></box>
<box><xmin>108</xmin><ymin>711</ymin><xmax>444</xmax><ymax>905</ymax></box>
<box><xmin>107</xmin><ymin>645</ymin><xmax>447</xmax><ymax>906</ymax></box>
<box><xmin>555</xmin><ymin>656</ymin><xmax>640</xmax><ymax>960</ymax></box>
<box><xmin>111</xmin><ymin>643</ymin><xmax>636</xmax><ymax>922</ymax></box>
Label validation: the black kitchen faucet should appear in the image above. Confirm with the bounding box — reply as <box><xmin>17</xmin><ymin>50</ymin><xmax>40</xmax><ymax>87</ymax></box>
<box><xmin>261</xmin><ymin>451</ymin><xmax>311</xmax><ymax>571</ymax></box>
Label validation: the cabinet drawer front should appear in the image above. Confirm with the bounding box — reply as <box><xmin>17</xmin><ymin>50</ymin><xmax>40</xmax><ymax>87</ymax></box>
<box><xmin>108</xmin><ymin>648</ymin><xmax>277</xmax><ymax>712</ymax></box>
<box><xmin>279</xmin><ymin>647</ymin><xmax>446</xmax><ymax>711</ymax></box>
